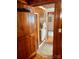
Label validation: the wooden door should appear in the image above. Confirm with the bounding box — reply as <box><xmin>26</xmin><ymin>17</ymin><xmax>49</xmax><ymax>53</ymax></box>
<box><xmin>17</xmin><ymin>2</ymin><xmax>38</xmax><ymax>59</ymax></box>
<box><xmin>27</xmin><ymin>13</ymin><xmax>38</xmax><ymax>57</ymax></box>
<box><xmin>17</xmin><ymin>11</ymin><xmax>31</xmax><ymax>59</ymax></box>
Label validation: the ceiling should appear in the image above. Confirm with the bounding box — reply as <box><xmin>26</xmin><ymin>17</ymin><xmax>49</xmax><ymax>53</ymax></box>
<box><xmin>42</xmin><ymin>3</ymin><xmax>55</xmax><ymax>9</ymax></box>
<box><xmin>38</xmin><ymin>3</ymin><xmax>55</xmax><ymax>12</ymax></box>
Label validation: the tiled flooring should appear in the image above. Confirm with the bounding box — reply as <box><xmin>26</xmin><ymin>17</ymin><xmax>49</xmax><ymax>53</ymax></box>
<box><xmin>46</xmin><ymin>36</ymin><xmax>53</xmax><ymax>44</ymax></box>
<box><xmin>33</xmin><ymin>42</ymin><xmax>53</xmax><ymax>59</ymax></box>
<box><xmin>37</xmin><ymin>43</ymin><xmax>53</xmax><ymax>56</ymax></box>
<box><xmin>46</xmin><ymin>31</ymin><xmax>53</xmax><ymax>44</ymax></box>
<box><xmin>33</xmin><ymin>31</ymin><xmax>53</xmax><ymax>59</ymax></box>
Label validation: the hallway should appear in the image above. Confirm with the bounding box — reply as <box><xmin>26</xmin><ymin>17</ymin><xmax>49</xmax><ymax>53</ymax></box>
<box><xmin>30</xmin><ymin>4</ymin><xmax>54</xmax><ymax>59</ymax></box>
<box><xmin>17</xmin><ymin>0</ymin><xmax>62</xmax><ymax>59</ymax></box>
<box><xmin>33</xmin><ymin>54</ymin><xmax>51</xmax><ymax>59</ymax></box>
<box><xmin>33</xmin><ymin>43</ymin><xmax>53</xmax><ymax>59</ymax></box>
<box><xmin>33</xmin><ymin>31</ymin><xmax>53</xmax><ymax>59</ymax></box>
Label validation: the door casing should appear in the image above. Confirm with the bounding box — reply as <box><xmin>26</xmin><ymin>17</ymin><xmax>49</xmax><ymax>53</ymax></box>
<box><xmin>29</xmin><ymin>0</ymin><xmax>62</xmax><ymax>59</ymax></box>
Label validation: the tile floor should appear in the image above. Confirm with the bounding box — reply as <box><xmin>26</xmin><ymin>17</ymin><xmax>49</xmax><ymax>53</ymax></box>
<box><xmin>32</xmin><ymin>31</ymin><xmax>53</xmax><ymax>59</ymax></box>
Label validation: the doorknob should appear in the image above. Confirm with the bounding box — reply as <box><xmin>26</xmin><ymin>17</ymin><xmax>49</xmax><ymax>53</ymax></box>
<box><xmin>58</xmin><ymin>28</ymin><xmax>62</xmax><ymax>33</ymax></box>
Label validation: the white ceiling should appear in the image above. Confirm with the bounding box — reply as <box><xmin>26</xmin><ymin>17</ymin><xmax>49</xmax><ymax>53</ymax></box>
<box><xmin>38</xmin><ymin>6</ymin><xmax>55</xmax><ymax>12</ymax></box>
<box><xmin>38</xmin><ymin>3</ymin><xmax>55</xmax><ymax>12</ymax></box>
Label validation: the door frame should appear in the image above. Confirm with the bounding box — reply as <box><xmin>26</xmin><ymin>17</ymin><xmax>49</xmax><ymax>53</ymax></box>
<box><xmin>30</xmin><ymin>0</ymin><xmax>62</xmax><ymax>59</ymax></box>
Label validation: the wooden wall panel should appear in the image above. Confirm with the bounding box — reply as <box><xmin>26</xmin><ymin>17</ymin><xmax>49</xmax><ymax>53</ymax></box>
<box><xmin>29</xmin><ymin>0</ymin><xmax>57</xmax><ymax>6</ymax></box>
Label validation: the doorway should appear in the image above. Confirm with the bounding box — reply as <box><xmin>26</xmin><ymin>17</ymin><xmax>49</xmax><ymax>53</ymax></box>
<box><xmin>17</xmin><ymin>0</ymin><xmax>61</xmax><ymax>59</ymax></box>
<box><xmin>32</xmin><ymin>3</ymin><xmax>55</xmax><ymax>59</ymax></box>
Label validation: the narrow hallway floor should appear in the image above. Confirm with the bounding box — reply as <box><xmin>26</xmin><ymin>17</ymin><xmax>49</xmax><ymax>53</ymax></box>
<box><xmin>33</xmin><ymin>31</ymin><xmax>53</xmax><ymax>59</ymax></box>
<box><xmin>33</xmin><ymin>43</ymin><xmax>53</xmax><ymax>59</ymax></box>
<box><xmin>33</xmin><ymin>54</ymin><xmax>52</xmax><ymax>59</ymax></box>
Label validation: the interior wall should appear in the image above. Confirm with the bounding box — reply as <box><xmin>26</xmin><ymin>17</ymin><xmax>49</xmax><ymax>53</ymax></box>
<box><xmin>34</xmin><ymin>7</ymin><xmax>47</xmax><ymax>43</ymax></box>
<box><xmin>48</xmin><ymin>13</ymin><xmax>54</xmax><ymax>31</ymax></box>
<box><xmin>34</xmin><ymin>7</ymin><xmax>45</xmax><ymax>24</ymax></box>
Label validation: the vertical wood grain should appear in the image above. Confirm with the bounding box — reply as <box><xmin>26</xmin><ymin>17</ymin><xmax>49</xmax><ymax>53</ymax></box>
<box><xmin>53</xmin><ymin>0</ymin><xmax>62</xmax><ymax>59</ymax></box>
<box><xmin>17</xmin><ymin>2</ymin><xmax>38</xmax><ymax>59</ymax></box>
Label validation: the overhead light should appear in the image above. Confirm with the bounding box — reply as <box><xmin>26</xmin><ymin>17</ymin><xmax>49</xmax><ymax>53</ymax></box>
<box><xmin>34</xmin><ymin>13</ymin><xmax>38</xmax><ymax>14</ymax></box>
<box><xmin>38</xmin><ymin>6</ymin><xmax>46</xmax><ymax>10</ymax></box>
